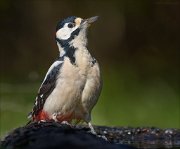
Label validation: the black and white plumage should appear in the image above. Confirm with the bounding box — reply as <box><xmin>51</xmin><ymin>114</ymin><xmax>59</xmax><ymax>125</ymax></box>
<box><xmin>31</xmin><ymin>59</ymin><xmax>63</xmax><ymax>117</ymax></box>
<box><xmin>28</xmin><ymin>16</ymin><xmax>102</xmax><ymax>133</ymax></box>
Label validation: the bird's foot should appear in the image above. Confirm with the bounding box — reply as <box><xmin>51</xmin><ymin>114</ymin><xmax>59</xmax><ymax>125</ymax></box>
<box><xmin>88</xmin><ymin>122</ymin><xmax>96</xmax><ymax>135</ymax></box>
<box><xmin>88</xmin><ymin>122</ymin><xmax>108</xmax><ymax>141</ymax></box>
<box><xmin>61</xmin><ymin>121</ymin><xmax>72</xmax><ymax>127</ymax></box>
<box><xmin>98</xmin><ymin>135</ymin><xmax>108</xmax><ymax>141</ymax></box>
<box><xmin>52</xmin><ymin>113</ymin><xmax>58</xmax><ymax>122</ymax></box>
<box><xmin>38</xmin><ymin>120</ymin><xmax>46</xmax><ymax>124</ymax></box>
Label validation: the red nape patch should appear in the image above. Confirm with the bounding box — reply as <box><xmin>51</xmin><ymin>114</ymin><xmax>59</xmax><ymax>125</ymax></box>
<box><xmin>33</xmin><ymin>110</ymin><xmax>50</xmax><ymax>121</ymax></box>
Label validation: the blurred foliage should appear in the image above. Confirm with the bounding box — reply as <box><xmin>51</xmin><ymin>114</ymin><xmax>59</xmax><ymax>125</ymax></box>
<box><xmin>0</xmin><ymin>0</ymin><xmax>180</xmax><ymax>137</ymax></box>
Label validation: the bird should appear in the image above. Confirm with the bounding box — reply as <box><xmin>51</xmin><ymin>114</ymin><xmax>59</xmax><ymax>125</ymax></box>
<box><xmin>28</xmin><ymin>16</ymin><xmax>102</xmax><ymax>134</ymax></box>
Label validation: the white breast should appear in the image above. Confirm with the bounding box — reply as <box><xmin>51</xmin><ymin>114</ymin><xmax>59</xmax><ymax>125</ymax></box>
<box><xmin>43</xmin><ymin>48</ymin><xmax>101</xmax><ymax>122</ymax></box>
<box><xmin>43</xmin><ymin>57</ymin><xmax>85</xmax><ymax>115</ymax></box>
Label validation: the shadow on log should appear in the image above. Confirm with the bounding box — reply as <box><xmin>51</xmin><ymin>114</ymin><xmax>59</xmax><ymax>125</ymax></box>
<box><xmin>1</xmin><ymin>121</ymin><xmax>180</xmax><ymax>149</ymax></box>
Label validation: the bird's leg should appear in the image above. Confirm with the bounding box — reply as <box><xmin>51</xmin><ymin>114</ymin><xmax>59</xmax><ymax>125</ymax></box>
<box><xmin>51</xmin><ymin>113</ymin><xmax>71</xmax><ymax>127</ymax></box>
<box><xmin>88</xmin><ymin>122</ymin><xmax>108</xmax><ymax>141</ymax></box>
<box><xmin>52</xmin><ymin>113</ymin><xmax>58</xmax><ymax>122</ymax></box>
<box><xmin>55</xmin><ymin>112</ymin><xmax>73</xmax><ymax>126</ymax></box>
<box><xmin>88</xmin><ymin>122</ymin><xmax>96</xmax><ymax>135</ymax></box>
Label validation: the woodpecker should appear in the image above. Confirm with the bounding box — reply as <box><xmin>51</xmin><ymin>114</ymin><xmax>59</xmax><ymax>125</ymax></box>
<box><xmin>28</xmin><ymin>16</ymin><xmax>102</xmax><ymax>134</ymax></box>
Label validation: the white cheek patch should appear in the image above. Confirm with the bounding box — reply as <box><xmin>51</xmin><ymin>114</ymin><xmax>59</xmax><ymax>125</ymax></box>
<box><xmin>56</xmin><ymin>27</ymin><xmax>71</xmax><ymax>40</ymax></box>
<box><xmin>56</xmin><ymin>23</ymin><xmax>78</xmax><ymax>40</ymax></box>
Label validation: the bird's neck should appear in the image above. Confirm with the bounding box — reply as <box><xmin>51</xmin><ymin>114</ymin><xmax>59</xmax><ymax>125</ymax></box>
<box><xmin>56</xmin><ymin>38</ymin><xmax>92</xmax><ymax>66</ymax></box>
<box><xmin>57</xmin><ymin>42</ymin><xmax>76</xmax><ymax>64</ymax></box>
<box><xmin>70</xmin><ymin>29</ymin><xmax>87</xmax><ymax>49</ymax></box>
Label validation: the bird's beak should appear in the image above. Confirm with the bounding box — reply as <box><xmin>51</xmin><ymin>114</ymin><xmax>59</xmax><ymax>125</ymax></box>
<box><xmin>81</xmin><ymin>16</ymin><xmax>99</xmax><ymax>27</ymax></box>
<box><xmin>85</xmin><ymin>16</ymin><xmax>99</xmax><ymax>24</ymax></box>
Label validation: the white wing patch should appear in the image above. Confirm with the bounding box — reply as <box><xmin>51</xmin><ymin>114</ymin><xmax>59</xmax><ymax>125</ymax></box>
<box><xmin>42</xmin><ymin>60</ymin><xmax>63</xmax><ymax>84</ymax></box>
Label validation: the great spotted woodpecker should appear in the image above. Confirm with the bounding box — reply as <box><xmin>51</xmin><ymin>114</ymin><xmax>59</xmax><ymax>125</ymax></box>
<box><xmin>28</xmin><ymin>16</ymin><xmax>102</xmax><ymax>134</ymax></box>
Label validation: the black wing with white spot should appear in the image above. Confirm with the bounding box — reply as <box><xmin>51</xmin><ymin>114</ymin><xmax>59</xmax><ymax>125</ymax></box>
<box><xmin>29</xmin><ymin>60</ymin><xmax>63</xmax><ymax>118</ymax></box>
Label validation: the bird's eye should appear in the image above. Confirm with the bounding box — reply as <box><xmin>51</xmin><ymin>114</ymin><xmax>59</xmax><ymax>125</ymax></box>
<box><xmin>68</xmin><ymin>23</ymin><xmax>75</xmax><ymax>28</ymax></box>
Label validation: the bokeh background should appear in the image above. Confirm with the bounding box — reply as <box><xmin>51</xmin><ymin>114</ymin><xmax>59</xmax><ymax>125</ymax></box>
<box><xmin>1</xmin><ymin>0</ymin><xmax>180</xmax><ymax>137</ymax></box>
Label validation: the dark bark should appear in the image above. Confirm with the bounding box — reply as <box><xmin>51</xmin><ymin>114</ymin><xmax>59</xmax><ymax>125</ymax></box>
<box><xmin>1</xmin><ymin>122</ymin><xmax>180</xmax><ymax>149</ymax></box>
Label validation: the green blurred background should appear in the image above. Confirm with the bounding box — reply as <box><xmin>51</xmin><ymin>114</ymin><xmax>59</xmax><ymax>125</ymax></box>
<box><xmin>0</xmin><ymin>0</ymin><xmax>180</xmax><ymax>137</ymax></box>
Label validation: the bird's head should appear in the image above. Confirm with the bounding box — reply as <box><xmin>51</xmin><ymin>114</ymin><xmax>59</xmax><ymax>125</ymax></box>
<box><xmin>55</xmin><ymin>16</ymin><xmax>98</xmax><ymax>49</ymax></box>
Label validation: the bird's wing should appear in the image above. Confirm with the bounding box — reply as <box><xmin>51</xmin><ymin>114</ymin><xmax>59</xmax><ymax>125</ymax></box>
<box><xmin>28</xmin><ymin>60</ymin><xmax>63</xmax><ymax>119</ymax></box>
